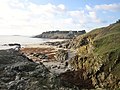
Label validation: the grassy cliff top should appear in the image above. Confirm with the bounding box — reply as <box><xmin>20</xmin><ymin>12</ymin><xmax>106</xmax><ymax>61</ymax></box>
<box><xmin>69</xmin><ymin>20</ymin><xmax>120</xmax><ymax>78</ymax></box>
<box><xmin>88</xmin><ymin>21</ymin><xmax>120</xmax><ymax>54</ymax></box>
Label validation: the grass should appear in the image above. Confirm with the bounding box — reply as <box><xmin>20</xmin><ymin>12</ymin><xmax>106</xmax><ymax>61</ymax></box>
<box><xmin>67</xmin><ymin>21</ymin><xmax>120</xmax><ymax>89</ymax></box>
<box><xmin>91</xmin><ymin>22</ymin><xmax>120</xmax><ymax>78</ymax></box>
<box><xmin>81</xmin><ymin>22</ymin><xmax>120</xmax><ymax>55</ymax></box>
<box><xmin>94</xmin><ymin>32</ymin><xmax>120</xmax><ymax>54</ymax></box>
<box><xmin>99</xmin><ymin>48</ymin><xmax>120</xmax><ymax>78</ymax></box>
<box><xmin>76</xmin><ymin>21</ymin><xmax>120</xmax><ymax>78</ymax></box>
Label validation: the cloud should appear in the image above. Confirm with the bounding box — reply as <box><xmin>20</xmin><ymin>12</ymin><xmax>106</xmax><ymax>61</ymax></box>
<box><xmin>85</xmin><ymin>5</ymin><xmax>92</xmax><ymax>11</ymax></box>
<box><xmin>58</xmin><ymin>4</ymin><xmax>66</xmax><ymax>11</ymax></box>
<box><xmin>69</xmin><ymin>10</ymin><xmax>87</xmax><ymax>24</ymax></box>
<box><xmin>85</xmin><ymin>3</ymin><xmax>120</xmax><ymax>24</ymax></box>
<box><xmin>0</xmin><ymin>0</ymin><xmax>118</xmax><ymax>35</ymax></box>
<box><xmin>0</xmin><ymin>0</ymin><xmax>68</xmax><ymax>35</ymax></box>
<box><xmin>95</xmin><ymin>3</ymin><xmax>120</xmax><ymax>12</ymax></box>
<box><xmin>86</xmin><ymin>3</ymin><xmax>120</xmax><ymax>12</ymax></box>
<box><xmin>88</xmin><ymin>11</ymin><xmax>101</xmax><ymax>23</ymax></box>
<box><xmin>68</xmin><ymin>10</ymin><xmax>101</xmax><ymax>25</ymax></box>
<box><xmin>63</xmin><ymin>18</ymin><xmax>74</xmax><ymax>24</ymax></box>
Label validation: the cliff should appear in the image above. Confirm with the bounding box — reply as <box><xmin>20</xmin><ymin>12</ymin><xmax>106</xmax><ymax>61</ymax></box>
<box><xmin>34</xmin><ymin>30</ymin><xmax>86</xmax><ymax>39</ymax></box>
<box><xmin>60</xmin><ymin>20</ymin><xmax>120</xmax><ymax>89</ymax></box>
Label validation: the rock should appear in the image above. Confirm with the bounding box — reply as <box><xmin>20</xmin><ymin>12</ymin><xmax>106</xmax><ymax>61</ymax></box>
<box><xmin>55</xmin><ymin>49</ymin><xmax>68</xmax><ymax>62</ymax></box>
<box><xmin>8</xmin><ymin>43</ymin><xmax>21</xmax><ymax>47</ymax></box>
<box><xmin>59</xmin><ymin>69</ymin><xmax>94</xmax><ymax>89</ymax></box>
<box><xmin>0</xmin><ymin>49</ymin><xmax>78</xmax><ymax>90</ymax></box>
<box><xmin>8</xmin><ymin>43</ymin><xmax>21</xmax><ymax>51</ymax></box>
<box><xmin>33</xmin><ymin>53</ymin><xmax>48</xmax><ymax>59</ymax></box>
<box><xmin>52</xmin><ymin>65</ymin><xmax>57</xmax><ymax>69</ymax></box>
<box><xmin>65</xmin><ymin>21</ymin><xmax>120</xmax><ymax>89</ymax></box>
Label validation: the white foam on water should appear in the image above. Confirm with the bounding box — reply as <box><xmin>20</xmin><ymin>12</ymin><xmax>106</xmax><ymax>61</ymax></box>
<box><xmin>0</xmin><ymin>35</ymin><xmax>65</xmax><ymax>50</ymax></box>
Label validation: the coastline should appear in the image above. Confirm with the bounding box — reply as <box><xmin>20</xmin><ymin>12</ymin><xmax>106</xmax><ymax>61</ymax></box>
<box><xmin>0</xmin><ymin>35</ymin><xmax>66</xmax><ymax>50</ymax></box>
<box><xmin>0</xmin><ymin>49</ymin><xmax>78</xmax><ymax>90</ymax></box>
<box><xmin>0</xmin><ymin>39</ymin><xmax>74</xmax><ymax>75</ymax></box>
<box><xmin>20</xmin><ymin>40</ymin><xmax>75</xmax><ymax>74</ymax></box>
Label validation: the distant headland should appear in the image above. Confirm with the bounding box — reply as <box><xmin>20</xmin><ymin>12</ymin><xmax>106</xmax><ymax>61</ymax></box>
<box><xmin>34</xmin><ymin>30</ymin><xmax>86</xmax><ymax>39</ymax></box>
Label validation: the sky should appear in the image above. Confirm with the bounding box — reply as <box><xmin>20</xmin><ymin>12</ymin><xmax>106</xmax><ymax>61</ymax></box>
<box><xmin>0</xmin><ymin>0</ymin><xmax>120</xmax><ymax>36</ymax></box>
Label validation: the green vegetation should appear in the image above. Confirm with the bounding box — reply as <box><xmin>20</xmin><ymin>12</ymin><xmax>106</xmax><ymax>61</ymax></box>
<box><xmin>89</xmin><ymin>21</ymin><xmax>120</xmax><ymax>78</ymax></box>
<box><xmin>68</xmin><ymin>20</ymin><xmax>120</xmax><ymax>89</ymax></box>
<box><xmin>93</xmin><ymin>23</ymin><xmax>120</xmax><ymax>54</ymax></box>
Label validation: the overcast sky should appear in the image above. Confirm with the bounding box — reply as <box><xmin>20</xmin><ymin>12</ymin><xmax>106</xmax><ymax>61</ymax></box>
<box><xmin>0</xmin><ymin>0</ymin><xmax>120</xmax><ymax>35</ymax></box>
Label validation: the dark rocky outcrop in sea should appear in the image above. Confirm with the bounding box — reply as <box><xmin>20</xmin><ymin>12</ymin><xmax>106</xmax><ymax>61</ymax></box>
<box><xmin>0</xmin><ymin>49</ymin><xmax>79</xmax><ymax>90</ymax></box>
<box><xmin>34</xmin><ymin>30</ymin><xmax>86</xmax><ymax>39</ymax></box>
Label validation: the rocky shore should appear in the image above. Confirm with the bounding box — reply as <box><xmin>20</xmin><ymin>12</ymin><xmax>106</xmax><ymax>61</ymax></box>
<box><xmin>0</xmin><ymin>49</ymin><xmax>78</xmax><ymax>90</ymax></box>
<box><xmin>0</xmin><ymin>21</ymin><xmax>120</xmax><ymax>90</ymax></box>
<box><xmin>28</xmin><ymin>21</ymin><xmax>120</xmax><ymax>89</ymax></box>
<box><xmin>19</xmin><ymin>40</ymin><xmax>98</xmax><ymax>89</ymax></box>
<box><xmin>20</xmin><ymin>44</ymin><xmax>76</xmax><ymax>74</ymax></box>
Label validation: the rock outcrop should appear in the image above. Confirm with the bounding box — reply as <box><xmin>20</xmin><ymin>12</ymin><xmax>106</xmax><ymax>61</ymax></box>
<box><xmin>60</xmin><ymin>21</ymin><xmax>120</xmax><ymax>89</ymax></box>
<box><xmin>0</xmin><ymin>49</ymin><xmax>79</xmax><ymax>90</ymax></box>
<box><xmin>55</xmin><ymin>49</ymin><xmax>68</xmax><ymax>62</ymax></box>
<box><xmin>34</xmin><ymin>30</ymin><xmax>86</xmax><ymax>39</ymax></box>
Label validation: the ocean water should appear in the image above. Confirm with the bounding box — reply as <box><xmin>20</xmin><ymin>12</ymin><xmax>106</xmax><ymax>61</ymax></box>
<box><xmin>0</xmin><ymin>35</ymin><xmax>64</xmax><ymax>50</ymax></box>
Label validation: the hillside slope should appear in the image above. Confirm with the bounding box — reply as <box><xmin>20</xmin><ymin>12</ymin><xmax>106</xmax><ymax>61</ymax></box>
<box><xmin>60</xmin><ymin>20</ymin><xmax>120</xmax><ymax>89</ymax></box>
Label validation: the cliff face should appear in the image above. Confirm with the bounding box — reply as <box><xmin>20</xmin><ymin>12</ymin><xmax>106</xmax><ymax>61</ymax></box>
<box><xmin>60</xmin><ymin>21</ymin><xmax>120</xmax><ymax>89</ymax></box>
<box><xmin>34</xmin><ymin>30</ymin><xmax>86</xmax><ymax>39</ymax></box>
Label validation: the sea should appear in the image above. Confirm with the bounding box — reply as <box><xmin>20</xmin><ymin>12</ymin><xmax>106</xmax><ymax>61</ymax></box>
<box><xmin>0</xmin><ymin>35</ymin><xmax>64</xmax><ymax>50</ymax></box>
